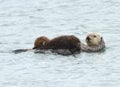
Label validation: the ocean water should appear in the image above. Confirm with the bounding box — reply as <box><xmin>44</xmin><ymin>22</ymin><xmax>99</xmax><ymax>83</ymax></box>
<box><xmin>0</xmin><ymin>0</ymin><xmax>120</xmax><ymax>87</ymax></box>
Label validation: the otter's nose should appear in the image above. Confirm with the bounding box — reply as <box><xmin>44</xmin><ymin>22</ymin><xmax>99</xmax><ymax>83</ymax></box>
<box><xmin>86</xmin><ymin>36</ymin><xmax>91</xmax><ymax>41</ymax></box>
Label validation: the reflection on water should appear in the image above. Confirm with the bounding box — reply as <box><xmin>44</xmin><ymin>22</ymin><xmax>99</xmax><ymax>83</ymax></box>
<box><xmin>0</xmin><ymin>0</ymin><xmax>120</xmax><ymax>87</ymax></box>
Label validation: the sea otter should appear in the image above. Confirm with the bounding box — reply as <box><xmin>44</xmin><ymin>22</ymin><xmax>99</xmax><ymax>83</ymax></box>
<box><xmin>34</xmin><ymin>35</ymin><xmax>81</xmax><ymax>55</ymax></box>
<box><xmin>81</xmin><ymin>32</ymin><xmax>105</xmax><ymax>52</ymax></box>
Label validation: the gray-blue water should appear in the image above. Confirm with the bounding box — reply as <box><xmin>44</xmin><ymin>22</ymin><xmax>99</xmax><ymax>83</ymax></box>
<box><xmin>0</xmin><ymin>0</ymin><xmax>120</xmax><ymax>87</ymax></box>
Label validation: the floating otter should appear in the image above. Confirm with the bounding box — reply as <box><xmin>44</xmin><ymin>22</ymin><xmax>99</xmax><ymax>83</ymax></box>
<box><xmin>81</xmin><ymin>32</ymin><xmax>105</xmax><ymax>52</ymax></box>
<box><xmin>14</xmin><ymin>35</ymin><xmax>81</xmax><ymax>55</ymax></box>
<box><xmin>13</xmin><ymin>33</ymin><xmax>105</xmax><ymax>54</ymax></box>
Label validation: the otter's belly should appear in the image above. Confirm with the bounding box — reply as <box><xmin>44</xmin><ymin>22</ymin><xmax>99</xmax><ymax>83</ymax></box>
<box><xmin>81</xmin><ymin>41</ymin><xmax>105</xmax><ymax>52</ymax></box>
<box><xmin>34</xmin><ymin>49</ymin><xmax>79</xmax><ymax>55</ymax></box>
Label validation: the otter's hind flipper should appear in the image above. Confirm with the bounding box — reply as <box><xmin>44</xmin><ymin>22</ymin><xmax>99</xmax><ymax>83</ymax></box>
<box><xmin>13</xmin><ymin>49</ymin><xmax>30</xmax><ymax>54</ymax></box>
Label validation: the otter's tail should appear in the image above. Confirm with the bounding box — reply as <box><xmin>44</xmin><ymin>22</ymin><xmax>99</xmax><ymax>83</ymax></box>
<box><xmin>13</xmin><ymin>48</ymin><xmax>32</xmax><ymax>54</ymax></box>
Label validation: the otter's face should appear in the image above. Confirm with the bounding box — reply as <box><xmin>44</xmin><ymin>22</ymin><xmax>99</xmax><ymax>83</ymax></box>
<box><xmin>86</xmin><ymin>33</ymin><xmax>102</xmax><ymax>46</ymax></box>
<box><xmin>33</xmin><ymin>36</ymin><xmax>49</xmax><ymax>49</ymax></box>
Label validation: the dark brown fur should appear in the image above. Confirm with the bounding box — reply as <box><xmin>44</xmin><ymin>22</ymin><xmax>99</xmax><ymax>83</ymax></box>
<box><xmin>33</xmin><ymin>35</ymin><xmax>81</xmax><ymax>54</ymax></box>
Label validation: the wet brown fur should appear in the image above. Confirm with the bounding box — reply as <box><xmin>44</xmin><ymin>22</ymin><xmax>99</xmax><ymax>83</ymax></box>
<box><xmin>33</xmin><ymin>35</ymin><xmax>81</xmax><ymax>54</ymax></box>
<box><xmin>33</xmin><ymin>36</ymin><xmax>50</xmax><ymax>49</ymax></box>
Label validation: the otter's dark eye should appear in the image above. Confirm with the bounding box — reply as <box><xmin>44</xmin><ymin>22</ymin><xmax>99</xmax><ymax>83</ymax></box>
<box><xmin>94</xmin><ymin>35</ymin><xmax>96</xmax><ymax>37</ymax></box>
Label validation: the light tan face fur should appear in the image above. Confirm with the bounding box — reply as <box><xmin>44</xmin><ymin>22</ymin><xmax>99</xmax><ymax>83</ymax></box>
<box><xmin>86</xmin><ymin>33</ymin><xmax>102</xmax><ymax>46</ymax></box>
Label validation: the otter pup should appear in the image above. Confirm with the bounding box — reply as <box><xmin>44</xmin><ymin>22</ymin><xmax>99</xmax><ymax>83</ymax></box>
<box><xmin>33</xmin><ymin>36</ymin><xmax>50</xmax><ymax>49</ymax></box>
<box><xmin>81</xmin><ymin>32</ymin><xmax>105</xmax><ymax>52</ymax></box>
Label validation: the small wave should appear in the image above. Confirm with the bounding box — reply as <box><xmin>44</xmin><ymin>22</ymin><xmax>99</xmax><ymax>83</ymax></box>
<box><xmin>0</xmin><ymin>42</ymin><xmax>8</xmax><ymax>44</ymax></box>
<box><xmin>0</xmin><ymin>34</ymin><xmax>16</xmax><ymax>37</ymax></box>
<box><xmin>0</xmin><ymin>50</ymin><xmax>12</xmax><ymax>54</ymax></box>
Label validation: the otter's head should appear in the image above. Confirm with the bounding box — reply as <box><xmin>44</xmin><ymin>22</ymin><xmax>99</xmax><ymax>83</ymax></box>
<box><xmin>86</xmin><ymin>32</ymin><xmax>102</xmax><ymax>46</ymax></box>
<box><xmin>33</xmin><ymin>36</ymin><xmax>50</xmax><ymax>49</ymax></box>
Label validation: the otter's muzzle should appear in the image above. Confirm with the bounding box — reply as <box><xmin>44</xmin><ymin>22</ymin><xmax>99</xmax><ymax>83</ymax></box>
<box><xmin>86</xmin><ymin>36</ymin><xmax>91</xmax><ymax>41</ymax></box>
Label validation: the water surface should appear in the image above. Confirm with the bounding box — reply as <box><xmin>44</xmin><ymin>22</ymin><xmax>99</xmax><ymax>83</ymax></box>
<box><xmin>0</xmin><ymin>0</ymin><xmax>120</xmax><ymax>87</ymax></box>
